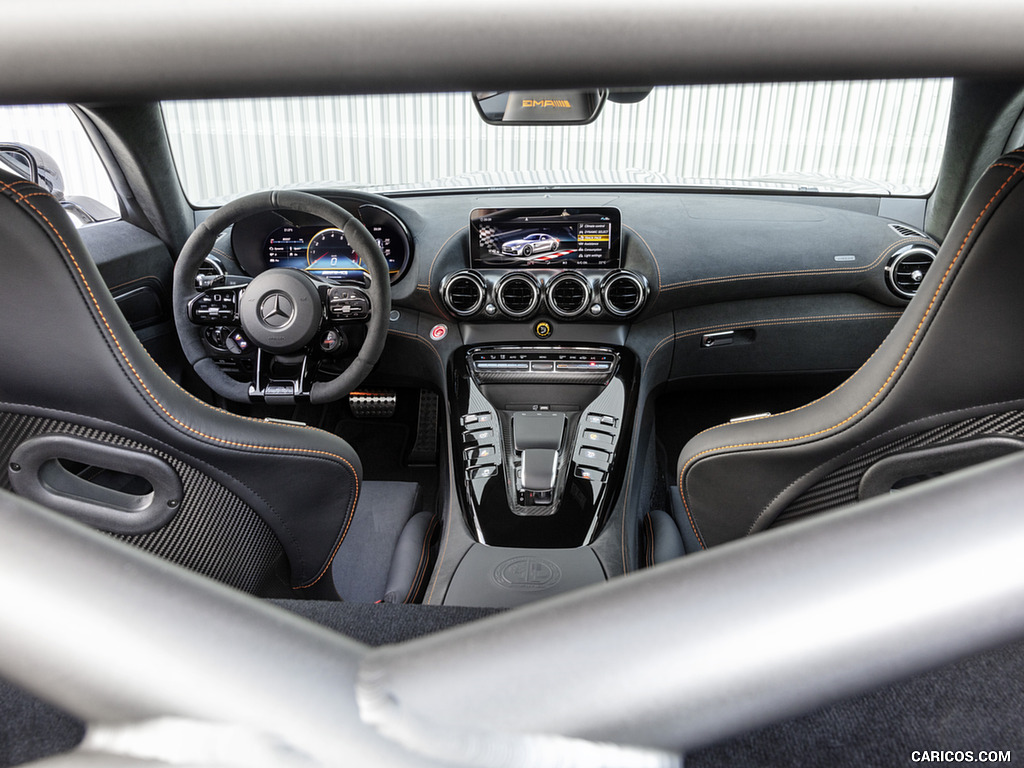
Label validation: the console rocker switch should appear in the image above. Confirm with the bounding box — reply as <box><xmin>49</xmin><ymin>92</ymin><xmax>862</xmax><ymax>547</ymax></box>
<box><xmin>577</xmin><ymin>447</ymin><xmax>611</xmax><ymax>469</ymax></box>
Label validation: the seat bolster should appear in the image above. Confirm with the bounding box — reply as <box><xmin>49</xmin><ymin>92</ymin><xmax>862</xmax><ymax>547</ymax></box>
<box><xmin>0</xmin><ymin>170</ymin><xmax>362</xmax><ymax>590</ymax></box>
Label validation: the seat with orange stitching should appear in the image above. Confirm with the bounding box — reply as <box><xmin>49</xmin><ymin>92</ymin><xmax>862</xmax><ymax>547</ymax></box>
<box><xmin>0</xmin><ymin>168</ymin><xmax>434</xmax><ymax>602</ymax></box>
<box><xmin>672</xmin><ymin>150</ymin><xmax>1024</xmax><ymax>551</ymax></box>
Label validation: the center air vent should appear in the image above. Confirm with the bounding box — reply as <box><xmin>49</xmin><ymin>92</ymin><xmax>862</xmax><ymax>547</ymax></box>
<box><xmin>495</xmin><ymin>273</ymin><xmax>540</xmax><ymax>318</ymax></box>
<box><xmin>547</xmin><ymin>273</ymin><xmax>590</xmax><ymax>318</ymax></box>
<box><xmin>601</xmin><ymin>271</ymin><xmax>647</xmax><ymax>317</ymax></box>
<box><xmin>442</xmin><ymin>270</ymin><xmax>486</xmax><ymax>316</ymax></box>
<box><xmin>885</xmin><ymin>245</ymin><xmax>937</xmax><ymax>299</ymax></box>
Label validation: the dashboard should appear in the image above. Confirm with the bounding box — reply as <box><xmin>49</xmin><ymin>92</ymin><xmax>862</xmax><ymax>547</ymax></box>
<box><xmin>207</xmin><ymin>188</ymin><xmax>940</xmax><ymax>386</ymax></box>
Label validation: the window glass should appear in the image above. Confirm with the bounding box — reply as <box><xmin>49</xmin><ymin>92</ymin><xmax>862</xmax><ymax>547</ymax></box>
<box><xmin>163</xmin><ymin>80</ymin><xmax>952</xmax><ymax>205</ymax></box>
<box><xmin>0</xmin><ymin>104</ymin><xmax>119</xmax><ymax>215</ymax></box>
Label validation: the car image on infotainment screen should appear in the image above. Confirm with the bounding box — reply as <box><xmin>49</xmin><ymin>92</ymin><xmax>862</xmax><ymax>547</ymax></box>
<box><xmin>470</xmin><ymin>208</ymin><xmax>621</xmax><ymax>269</ymax></box>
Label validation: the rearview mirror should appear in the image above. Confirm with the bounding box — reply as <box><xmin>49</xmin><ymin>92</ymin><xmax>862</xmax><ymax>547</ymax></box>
<box><xmin>473</xmin><ymin>90</ymin><xmax>606</xmax><ymax>125</ymax></box>
<box><xmin>0</xmin><ymin>142</ymin><xmax>66</xmax><ymax>200</ymax></box>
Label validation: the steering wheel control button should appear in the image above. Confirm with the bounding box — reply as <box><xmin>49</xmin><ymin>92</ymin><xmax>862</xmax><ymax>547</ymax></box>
<box><xmin>239</xmin><ymin>270</ymin><xmax>322</xmax><ymax>354</ymax></box>
<box><xmin>188</xmin><ymin>290</ymin><xmax>239</xmax><ymax>324</ymax></box>
<box><xmin>430</xmin><ymin>323</ymin><xmax>448</xmax><ymax>341</ymax></box>
<box><xmin>327</xmin><ymin>286</ymin><xmax>370</xmax><ymax>321</ymax></box>
<box><xmin>225</xmin><ymin>331</ymin><xmax>250</xmax><ymax>355</ymax></box>
<box><xmin>534</xmin><ymin>321</ymin><xmax>552</xmax><ymax>339</ymax></box>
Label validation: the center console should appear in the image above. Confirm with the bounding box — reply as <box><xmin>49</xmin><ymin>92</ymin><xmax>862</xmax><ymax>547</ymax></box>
<box><xmin>433</xmin><ymin>205</ymin><xmax>645</xmax><ymax>607</ymax></box>
<box><xmin>449</xmin><ymin>344</ymin><xmax>637</xmax><ymax>550</ymax></box>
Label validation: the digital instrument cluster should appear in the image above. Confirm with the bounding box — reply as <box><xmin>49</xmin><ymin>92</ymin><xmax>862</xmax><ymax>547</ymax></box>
<box><xmin>263</xmin><ymin>221</ymin><xmax>408</xmax><ymax>283</ymax></box>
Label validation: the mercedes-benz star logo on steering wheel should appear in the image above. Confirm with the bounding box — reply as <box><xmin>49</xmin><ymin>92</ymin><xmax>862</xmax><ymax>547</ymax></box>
<box><xmin>258</xmin><ymin>293</ymin><xmax>294</xmax><ymax>328</ymax></box>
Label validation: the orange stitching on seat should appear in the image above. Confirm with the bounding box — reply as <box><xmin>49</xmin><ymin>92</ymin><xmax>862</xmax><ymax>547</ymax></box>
<box><xmin>676</xmin><ymin>160</ymin><xmax>1024</xmax><ymax>550</ymax></box>
<box><xmin>0</xmin><ymin>179</ymin><xmax>360</xmax><ymax>589</ymax></box>
<box><xmin>404</xmin><ymin>514</ymin><xmax>439</xmax><ymax>603</ymax></box>
<box><xmin>659</xmin><ymin>238</ymin><xmax>922</xmax><ymax>290</ymax></box>
<box><xmin>427</xmin><ymin>490</ymin><xmax>456</xmax><ymax>605</ymax></box>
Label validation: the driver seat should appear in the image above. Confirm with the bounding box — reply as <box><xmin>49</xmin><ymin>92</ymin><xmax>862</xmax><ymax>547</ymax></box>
<box><xmin>0</xmin><ymin>169</ymin><xmax>434</xmax><ymax>602</ymax></box>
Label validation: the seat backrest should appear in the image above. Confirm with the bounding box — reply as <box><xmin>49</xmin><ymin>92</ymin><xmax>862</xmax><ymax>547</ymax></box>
<box><xmin>676</xmin><ymin>149</ymin><xmax>1024</xmax><ymax>549</ymax></box>
<box><xmin>0</xmin><ymin>170</ymin><xmax>362</xmax><ymax>596</ymax></box>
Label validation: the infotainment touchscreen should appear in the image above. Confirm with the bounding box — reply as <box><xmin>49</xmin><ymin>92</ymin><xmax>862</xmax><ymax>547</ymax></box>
<box><xmin>470</xmin><ymin>208</ymin><xmax>621</xmax><ymax>269</ymax></box>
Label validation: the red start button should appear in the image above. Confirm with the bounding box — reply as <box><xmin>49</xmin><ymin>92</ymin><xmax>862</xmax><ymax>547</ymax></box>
<box><xmin>430</xmin><ymin>324</ymin><xmax>448</xmax><ymax>341</ymax></box>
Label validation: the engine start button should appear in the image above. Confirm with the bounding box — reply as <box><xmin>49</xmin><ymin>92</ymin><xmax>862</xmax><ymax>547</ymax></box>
<box><xmin>534</xmin><ymin>321</ymin><xmax>552</xmax><ymax>339</ymax></box>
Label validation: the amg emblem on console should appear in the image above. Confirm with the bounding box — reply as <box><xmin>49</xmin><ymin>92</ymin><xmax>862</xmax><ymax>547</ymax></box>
<box><xmin>493</xmin><ymin>557</ymin><xmax>562</xmax><ymax>591</ymax></box>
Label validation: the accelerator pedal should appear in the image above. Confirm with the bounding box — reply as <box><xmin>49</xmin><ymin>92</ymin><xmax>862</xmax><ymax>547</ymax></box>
<box><xmin>407</xmin><ymin>389</ymin><xmax>439</xmax><ymax>466</ymax></box>
<box><xmin>348</xmin><ymin>389</ymin><xmax>397</xmax><ymax>419</ymax></box>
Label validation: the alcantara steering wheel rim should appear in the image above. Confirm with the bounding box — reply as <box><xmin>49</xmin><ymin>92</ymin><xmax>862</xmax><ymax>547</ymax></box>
<box><xmin>171</xmin><ymin>190</ymin><xmax>391</xmax><ymax>404</ymax></box>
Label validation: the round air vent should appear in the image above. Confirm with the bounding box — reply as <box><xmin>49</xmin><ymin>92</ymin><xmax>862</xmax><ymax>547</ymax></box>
<box><xmin>601</xmin><ymin>271</ymin><xmax>647</xmax><ymax>317</ymax></box>
<box><xmin>495</xmin><ymin>273</ymin><xmax>540</xmax><ymax>318</ymax></box>
<box><xmin>885</xmin><ymin>245</ymin><xmax>937</xmax><ymax>300</ymax></box>
<box><xmin>442</xmin><ymin>270</ymin><xmax>486</xmax><ymax>316</ymax></box>
<box><xmin>547</xmin><ymin>273</ymin><xmax>590</xmax><ymax>318</ymax></box>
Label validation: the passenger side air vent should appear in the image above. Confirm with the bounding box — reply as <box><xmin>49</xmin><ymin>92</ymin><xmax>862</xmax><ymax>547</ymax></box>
<box><xmin>547</xmin><ymin>273</ymin><xmax>590</xmax><ymax>318</ymax></box>
<box><xmin>888</xmin><ymin>222</ymin><xmax>926</xmax><ymax>239</ymax></box>
<box><xmin>885</xmin><ymin>245</ymin><xmax>937</xmax><ymax>299</ymax></box>
<box><xmin>196</xmin><ymin>254</ymin><xmax>226</xmax><ymax>290</ymax></box>
<box><xmin>495</xmin><ymin>273</ymin><xmax>540</xmax><ymax>318</ymax></box>
<box><xmin>442</xmin><ymin>270</ymin><xmax>486</xmax><ymax>316</ymax></box>
<box><xmin>601</xmin><ymin>271</ymin><xmax>647</xmax><ymax>317</ymax></box>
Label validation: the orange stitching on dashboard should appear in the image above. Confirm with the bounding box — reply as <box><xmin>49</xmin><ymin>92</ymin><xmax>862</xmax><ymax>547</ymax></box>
<box><xmin>0</xmin><ymin>179</ymin><xmax>360</xmax><ymax>588</ymax></box>
<box><xmin>659</xmin><ymin>238</ymin><xmax>921</xmax><ymax>290</ymax></box>
<box><xmin>624</xmin><ymin>225</ymin><xmax>662</xmax><ymax>289</ymax></box>
<box><xmin>388</xmin><ymin>329</ymin><xmax>444</xmax><ymax>371</ymax></box>
<box><xmin>427</xmin><ymin>226</ymin><xmax>468</xmax><ymax>317</ymax></box>
<box><xmin>676</xmin><ymin>161</ymin><xmax>1024</xmax><ymax>550</ymax></box>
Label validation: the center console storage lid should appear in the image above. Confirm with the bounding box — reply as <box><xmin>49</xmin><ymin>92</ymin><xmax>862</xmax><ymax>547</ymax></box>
<box><xmin>443</xmin><ymin>545</ymin><xmax>606</xmax><ymax>608</ymax></box>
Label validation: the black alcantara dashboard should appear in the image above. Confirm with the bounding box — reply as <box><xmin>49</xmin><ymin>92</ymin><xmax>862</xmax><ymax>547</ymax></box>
<box><xmin>199</xmin><ymin>188</ymin><xmax>938</xmax><ymax>605</ymax></box>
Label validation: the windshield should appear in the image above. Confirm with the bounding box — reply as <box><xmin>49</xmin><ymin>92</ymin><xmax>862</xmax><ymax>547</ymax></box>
<box><xmin>162</xmin><ymin>80</ymin><xmax>952</xmax><ymax>206</ymax></box>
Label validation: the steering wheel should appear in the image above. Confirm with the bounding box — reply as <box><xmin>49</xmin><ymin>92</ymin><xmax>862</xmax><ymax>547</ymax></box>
<box><xmin>172</xmin><ymin>191</ymin><xmax>391</xmax><ymax>405</ymax></box>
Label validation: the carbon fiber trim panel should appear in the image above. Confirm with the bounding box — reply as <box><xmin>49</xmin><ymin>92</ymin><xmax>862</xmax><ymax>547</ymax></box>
<box><xmin>780</xmin><ymin>410</ymin><xmax>1024</xmax><ymax>522</ymax></box>
<box><xmin>0</xmin><ymin>411</ymin><xmax>285</xmax><ymax>594</ymax></box>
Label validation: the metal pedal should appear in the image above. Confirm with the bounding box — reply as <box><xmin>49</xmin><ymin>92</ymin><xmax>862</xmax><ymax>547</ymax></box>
<box><xmin>407</xmin><ymin>389</ymin><xmax>439</xmax><ymax>466</ymax></box>
<box><xmin>348</xmin><ymin>389</ymin><xmax>397</xmax><ymax>419</ymax></box>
